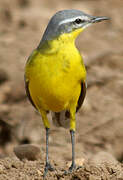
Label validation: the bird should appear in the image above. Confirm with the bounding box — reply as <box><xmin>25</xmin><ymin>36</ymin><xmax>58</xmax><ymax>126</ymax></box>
<box><xmin>24</xmin><ymin>9</ymin><xmax>109</xmax><ymax>177</ymax></box>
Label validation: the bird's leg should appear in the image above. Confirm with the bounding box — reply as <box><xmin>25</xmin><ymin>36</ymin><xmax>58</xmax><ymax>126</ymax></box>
<box><xmin>68</xmin><ymin>106</ymin><xmax>77</xmax><ymax>172</ymax></box>
<box><xmin>64</xmin><ymin>107</ymin><xmax>77</xmax><ymax>174</ymax></box>
<box><xmin>65</xmin><ymin>105</ymin><xmax>82</xmax><ymax>174</ymax></box>
<box><xmin>69</xmin><ymin>129</ymin><xmax>76</xmax><ymax>171</ymax></box>
<box><xmin>43</xmin><ymin>128</ymin><xmax>54</xmax><ymax>178</ymax></box>
<box><xmin>39</xmin><ymin>110</ymin><xmax>54</xmax><ymax>178</ymax></box>
<box><xmin>66</xmin><ymin>129</ymin><xmax>82</xmax><ymax>174</ymax></box>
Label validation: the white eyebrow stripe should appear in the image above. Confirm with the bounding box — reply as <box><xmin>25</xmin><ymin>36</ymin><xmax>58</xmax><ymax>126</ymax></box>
<box><xmin>58</xmin><ymin>16</ymin><xmax>89</xmax><ymax>26</ymax></box>
<box><xmin>58</xmin><ymin>16</ymin><xmax>82</xmax><ymax>26</ymax></box>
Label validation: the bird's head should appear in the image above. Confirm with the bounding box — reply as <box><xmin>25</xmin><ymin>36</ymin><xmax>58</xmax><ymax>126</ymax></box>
<box><xmin>40</xmin><ymin>9</ymin><xmax>109</xmax><ymax>45</ymax></box>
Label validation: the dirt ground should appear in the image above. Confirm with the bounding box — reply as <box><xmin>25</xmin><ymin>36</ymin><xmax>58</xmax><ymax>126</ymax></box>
<box><xmin>0</xmin><ymin>0</ymin><xmax>123</xmax><ymax>179</ymax></box>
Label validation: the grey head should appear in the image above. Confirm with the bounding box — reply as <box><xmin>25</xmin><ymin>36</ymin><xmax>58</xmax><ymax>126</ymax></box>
<box><xmin>40</xmin><ymin>9</ymin><xmax>109</xmax><ymax>43</ymax></box>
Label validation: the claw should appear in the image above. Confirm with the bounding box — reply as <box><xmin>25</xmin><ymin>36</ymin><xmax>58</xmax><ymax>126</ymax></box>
<box><xmin>43</xmin><ymin>162</ymin><xmax>54</xmax><ymax>178</ymax></box>
<box><xmin>64</xmin><ymin>163</ymin><xmax>82</xmax><ymax>175</ymax></box>
<box><xmin>69</xmin><ymin>163</ymin><xmax>76</xmax><ymax>172</ymax></box>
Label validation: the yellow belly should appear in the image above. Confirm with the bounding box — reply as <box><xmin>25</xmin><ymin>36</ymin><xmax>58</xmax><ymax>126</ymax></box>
<box><xmin>25</xmin><ymin>40</ymin><xmax>86</xmax><ymax>112</ymax></box>
<box><xmin>29</xmin><ymin>72</ymin><xmax>81</xmax><ymax>112</ymax></box>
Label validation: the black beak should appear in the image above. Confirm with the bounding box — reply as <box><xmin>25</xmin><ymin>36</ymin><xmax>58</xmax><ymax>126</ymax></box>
<box><xmin>91</xmin><ymin>16</ymin><xmax>110</xmax><ymax>23</ymax></box>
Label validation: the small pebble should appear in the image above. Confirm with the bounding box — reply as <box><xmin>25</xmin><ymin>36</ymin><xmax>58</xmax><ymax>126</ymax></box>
<box><xmin>14</xmin><ymin>144</ymin><xmax>41</xmax><ymax>161</ymax></box>
<box><xmin>89</xmin><ymin>175</ymin><xmax>101</xmax><ymax>180</ymax></box>
<box><xmin>0</xmin><ymin>164</ymin><xmax>5</xmax><ymax>173</ymax></box>
<box><xmin>0</xmin><ymin>69</ymin><xmax>9</xmax><ymax>84</ymax></box>
<box><xmin>67</xmin><ymin>158</ymin><xmax>85</xmax><ymax>167</ymax></box>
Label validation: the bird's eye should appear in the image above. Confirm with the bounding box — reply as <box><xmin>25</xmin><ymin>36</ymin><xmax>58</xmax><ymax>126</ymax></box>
<box><xmin>74</xmin><ymin>18</ymin><xmax>85</xmax><ymax>24</ymax></box>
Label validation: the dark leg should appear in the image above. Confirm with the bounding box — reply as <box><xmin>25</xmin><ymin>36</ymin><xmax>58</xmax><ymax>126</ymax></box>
<box><xmin>64</xmin><ymin>129</ymin><xmax>83</xmax><ymax>174</ymax></box>
<box><xmin>69</xmin><ymin>130</ymin><xmax>76</xmax><ymax>171</ymax></box>
<box><xmin>43</xmin><ymin>128</ymin><xmax>54</xmax><ymax>178</ymax></box>
<box><xmin>64</xmin><ymin>130</ymin><xmax>76</xmax><ymax>175</ymax></box>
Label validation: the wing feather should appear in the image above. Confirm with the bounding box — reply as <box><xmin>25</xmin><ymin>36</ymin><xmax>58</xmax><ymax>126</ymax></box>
<box><xmin>76</xmin><ymin>81</ymin><xmax>86</xmax><ymax>112</ymax></box>
<box><xmin>24</xmin><ymin>78</ymin><xmax>37</xmax><ymax>110</ymax></box>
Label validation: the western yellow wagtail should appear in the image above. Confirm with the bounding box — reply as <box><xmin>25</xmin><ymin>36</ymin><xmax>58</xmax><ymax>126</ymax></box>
<box><xmin>25</xmin><ymin>9</ymin><xmax>109</xmax><ymax>177</ymax></box>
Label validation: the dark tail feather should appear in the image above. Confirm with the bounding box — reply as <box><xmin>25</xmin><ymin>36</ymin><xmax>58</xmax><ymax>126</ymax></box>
<box><xmin>52</xmin><ymin>110</ymin><xmax>70</xmax><ymax>129</ymax></box>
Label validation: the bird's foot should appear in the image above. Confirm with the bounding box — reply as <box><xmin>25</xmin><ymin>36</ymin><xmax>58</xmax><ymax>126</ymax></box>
<box><xmin>43</xmin><ymin>162</ymin><xmax>55</xmax><ymax>178</ymax></box>
<box><xmin>69</xmin><ymin>163</ymin><xmax>76</xmax><ymax>172</ymax></box>
<box><xmin>64</xmin><ymin>163</ymin><xmax>82</xmax><ymax>175</ymax></box>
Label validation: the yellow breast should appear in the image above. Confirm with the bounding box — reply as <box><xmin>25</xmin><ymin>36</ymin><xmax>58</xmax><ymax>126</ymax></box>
<box><xmin>25</xmin><ymin>30</ymin><xmax>86</xmax><ymax>112</ymax></box>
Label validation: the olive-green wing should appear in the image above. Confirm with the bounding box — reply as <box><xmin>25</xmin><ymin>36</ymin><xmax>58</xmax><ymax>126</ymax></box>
<box><xmin>24</xmin><ymin>78</ymin><xmax>37</xmax><ymax>110</ymax></box>
<box><xmin>76</xmin><ymin>81</ymin><xmax>87</xmax><ymax>112</ymax></box>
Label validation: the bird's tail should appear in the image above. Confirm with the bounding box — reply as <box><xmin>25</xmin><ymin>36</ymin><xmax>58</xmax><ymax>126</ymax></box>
<box><xmin>51</xmin><ymin>110</ymin><xmax>70</xmax><ymax>129</ymax></box>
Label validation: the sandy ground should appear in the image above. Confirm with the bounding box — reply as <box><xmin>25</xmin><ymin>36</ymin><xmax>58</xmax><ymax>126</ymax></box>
<box><xmin>0</xmin><ymin>0</ymin><xmax>123</xmax><ymax>179</ymax></box>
